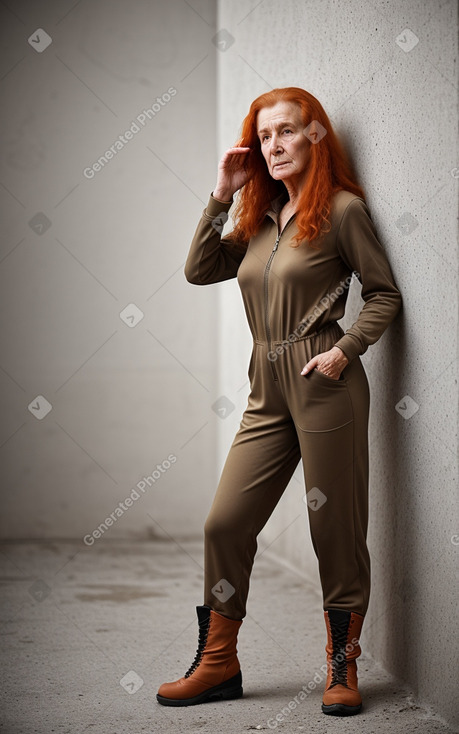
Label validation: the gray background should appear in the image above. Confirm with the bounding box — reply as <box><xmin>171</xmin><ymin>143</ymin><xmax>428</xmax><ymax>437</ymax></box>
<box><xmin>0</xmin><ymin>0</ymin><xmax>457</xmax><ymax>729</ymax></box>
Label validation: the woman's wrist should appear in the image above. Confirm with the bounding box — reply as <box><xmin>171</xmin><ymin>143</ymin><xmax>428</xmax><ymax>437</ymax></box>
<box><xmin>212</xmin><ymin>188</ymin><xmax>233</xmax><ymax>202</ymax></box>
<box><xmin>332</xmin><ymin>345</ymin><xmax>349</xmax><ymax>365</ymax></box>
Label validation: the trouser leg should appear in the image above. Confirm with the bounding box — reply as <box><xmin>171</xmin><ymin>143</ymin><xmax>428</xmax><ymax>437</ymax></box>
<box><xmin>204</xmin><ymin>369</ymin><xmax>301</xmax><ymax>620</ymax></box>
<box><xmin>276</xmin><ymin>324</ymin><xmax>371</xmax><ymax>616</ymax></box>
<box><xmin>297</xmin><ymin>405</ymin><xmax>370</xmax><ymax>615</ymax></box>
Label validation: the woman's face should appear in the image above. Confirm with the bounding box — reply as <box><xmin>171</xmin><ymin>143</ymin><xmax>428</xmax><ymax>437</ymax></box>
<box><xmin>256</xmin><ymin>101</ymin><xmax>311</xmax><ymax>185</ymax></box>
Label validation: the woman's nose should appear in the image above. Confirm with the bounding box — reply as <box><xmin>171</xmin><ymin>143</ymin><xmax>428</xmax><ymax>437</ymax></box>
<box><xmin>270</xmin><ymin>135</ymin><xmax>282</xmax><ymax>154</ymax></box>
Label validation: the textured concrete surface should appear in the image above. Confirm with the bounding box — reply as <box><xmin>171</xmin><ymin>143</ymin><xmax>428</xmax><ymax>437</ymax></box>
<box><xmin>216</xmin><ymin>0</ymin><xmax>458</xmax><ymax>727</ymax></box>
<box><xmin>0</xmin><ymin>538</ymin><xmax>457</xmax><ymax>734</ymax></box>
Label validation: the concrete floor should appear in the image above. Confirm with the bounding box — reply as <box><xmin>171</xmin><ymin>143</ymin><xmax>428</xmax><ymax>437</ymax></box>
<box><xmin>0</xmin><ymin>538</ymin><xmax>456</xmax><ymax>734</ymax></box>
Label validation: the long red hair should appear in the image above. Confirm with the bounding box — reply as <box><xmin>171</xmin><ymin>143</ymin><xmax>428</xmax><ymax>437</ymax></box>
<box><xmin>226</xmin><ymin>87</ymin><xmax>366</xmax><ymax>248</ymax></box>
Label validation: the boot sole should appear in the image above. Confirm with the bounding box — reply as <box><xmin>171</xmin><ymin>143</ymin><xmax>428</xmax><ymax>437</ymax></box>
<box><xmin>322</xmin><ymin>702</ymin><xmax>362</xmax><ymax>716</ymax></box>
<box><xmin>156</xmin><ymin>671</ymin><xmax>243</xmax><ymax>707</ymax></box>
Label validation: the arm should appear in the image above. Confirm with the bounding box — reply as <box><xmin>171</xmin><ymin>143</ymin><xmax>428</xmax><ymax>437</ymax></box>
<box><xmin>184</xmin><ymin>192</ymin><xmax>249</xmax><ymax>285</ymax></box>
<box><xmin>333</xmin><ymin>198</ymin><xmax>402</xmax><ymax>363</ymax></box>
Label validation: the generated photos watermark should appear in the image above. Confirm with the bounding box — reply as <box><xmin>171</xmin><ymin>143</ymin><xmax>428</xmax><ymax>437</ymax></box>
<box><xmin>83</xmin><ymin>86</ymin><xmax>177</xmax><ymax>179</ymax></box>
<box><xmin>266</xmin><ymin>636</ymin><xmax>359</xmax><ymax>728</ymax></box>
<box><xmin>83</xmin><ymin>453</ymin><xmax>177</xmax><ymax>546</ymax></box>
<box><xmin>267</xmin><ymin>272</ymin><xmax>359</xmax><ymax>362</ymax></box>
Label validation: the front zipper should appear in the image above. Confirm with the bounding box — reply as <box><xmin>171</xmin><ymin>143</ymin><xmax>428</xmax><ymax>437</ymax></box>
<box><xmin>264</xmin><ymin>215</ymin><xmax>296</xmax><ymax>380</ymax></box>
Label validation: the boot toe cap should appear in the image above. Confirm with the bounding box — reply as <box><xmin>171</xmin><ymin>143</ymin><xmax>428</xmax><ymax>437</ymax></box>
<box><xmin>157</xmin><ymin>678</ymin><xmax>184</xmax><ymax>699</ymax></box>
<box><xmin>157</xmin><ymin>675</ymin><xmax>209</xmax><ymax>702</ymax></box>
<box><xmin>323</xmin><ymin>683</ymin><xmax>362</xmax><ymax>708</ymax></box>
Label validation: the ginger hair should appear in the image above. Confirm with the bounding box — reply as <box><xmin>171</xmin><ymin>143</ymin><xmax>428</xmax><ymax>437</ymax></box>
<box><xmin>226</xmin><ymin>87</ymin><xmax>366</xmax><ymax>248</ymax></box>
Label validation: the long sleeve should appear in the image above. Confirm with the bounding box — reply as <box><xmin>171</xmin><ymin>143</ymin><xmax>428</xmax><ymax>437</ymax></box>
<box><xmin>184</xmin><ymin>193</ymin><xmax>248</xmax><ymax>285</ymax></box>
<box><xmin>333</xmin><ymin>197</ymin><xmax>402</xmax><ymax>363</ymax></box>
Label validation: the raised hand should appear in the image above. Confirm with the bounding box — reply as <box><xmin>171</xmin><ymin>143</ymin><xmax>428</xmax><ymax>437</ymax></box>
<box><xmin>213</xmin><ymin>146</ymin><xmax>254</xmax><ymax>201</ymax></box>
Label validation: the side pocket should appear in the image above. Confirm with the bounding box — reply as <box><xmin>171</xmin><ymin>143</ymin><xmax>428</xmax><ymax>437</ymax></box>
<box><xmin>312</xmin><ymin>367</ymin><xmax>346</xmax><ymax>383</ymax></box>
<box><xmin>295</xmin><ymin>350</ymin><xmax>353</xmax><ymax>431</ymax></box>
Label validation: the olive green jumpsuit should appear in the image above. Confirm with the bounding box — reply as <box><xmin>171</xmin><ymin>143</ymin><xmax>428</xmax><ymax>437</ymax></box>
<box><xmin>184</xmin><ymin>188</ymin><xmax>402</xmax><ymax>621</ymax></box>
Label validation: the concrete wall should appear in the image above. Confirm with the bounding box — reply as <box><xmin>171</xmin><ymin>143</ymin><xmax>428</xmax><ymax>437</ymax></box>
<box><xmin>0</xmin><ymin>0</ymin><xmax>221</xmax><ymax>541</ymax></box>
<box><xmin>216</xmin><ymin>0</ymin><xmax>458</xmax><ymax>727</ymax></box>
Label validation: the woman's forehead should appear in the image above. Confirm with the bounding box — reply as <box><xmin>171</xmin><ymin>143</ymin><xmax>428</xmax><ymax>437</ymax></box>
<box><xmin>257</xmin><ymin>101</ymin><xmax>302</xmax><ymax>131</ymax></box>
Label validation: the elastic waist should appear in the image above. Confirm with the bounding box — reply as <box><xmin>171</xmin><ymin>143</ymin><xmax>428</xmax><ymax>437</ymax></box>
<box><xmin>255</xmin><ymin>321</ymin><xmax>341</xmax><ymax>347</ymax></box>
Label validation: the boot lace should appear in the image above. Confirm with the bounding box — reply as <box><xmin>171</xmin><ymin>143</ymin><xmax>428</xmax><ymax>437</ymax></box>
<box><xmin>184</xmin><ymin>614</ymin><xmax>211</xmax><ymax>678</ymax></box>
<box><xmin>329</xmin><ymin>615</ymin><xmax>349</xmax><ymax>688</ymax></box>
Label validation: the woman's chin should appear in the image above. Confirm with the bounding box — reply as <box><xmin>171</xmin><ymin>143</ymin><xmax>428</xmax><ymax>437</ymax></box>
<box><xmin>271</xmin><ymin>169</ymin><xmax>291</xmax><ymax>181</ymax></box>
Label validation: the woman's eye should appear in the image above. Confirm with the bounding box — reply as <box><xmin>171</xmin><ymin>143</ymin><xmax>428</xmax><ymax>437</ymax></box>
<box><xmin>261</xmin><ymin>130</ymin><xmax>292</xmax><ymax>142</ymax></box>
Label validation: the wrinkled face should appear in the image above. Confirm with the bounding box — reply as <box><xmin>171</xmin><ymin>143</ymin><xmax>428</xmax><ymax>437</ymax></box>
<box><xmin>256</xmin><ymin>101</ymin><xmax>310</xmax><ymax>183</ymax></box>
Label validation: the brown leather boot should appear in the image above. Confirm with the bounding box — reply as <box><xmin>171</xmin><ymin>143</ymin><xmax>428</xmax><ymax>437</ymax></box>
<box><xmin>156</xmin><ymin>604</ymin><xmax>243</xmax><ymax>706</ymax></box>
<box><xmin>322</xmin><ymin>608</ymin><xmax>364</xmax><ymax>716</ymax></box>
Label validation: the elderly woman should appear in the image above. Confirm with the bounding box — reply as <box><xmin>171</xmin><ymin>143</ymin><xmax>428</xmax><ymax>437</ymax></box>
<box><xmin>156</xmin><ymin>87</ymin><xmax>402</xmax><ymax>716</ymax></box>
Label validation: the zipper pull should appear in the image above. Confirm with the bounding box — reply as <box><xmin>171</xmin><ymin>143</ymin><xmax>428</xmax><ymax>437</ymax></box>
<box><xmin>273</xmin><ymin>235</ymin><xmax>280</xmax><ymax>252</ymax></box>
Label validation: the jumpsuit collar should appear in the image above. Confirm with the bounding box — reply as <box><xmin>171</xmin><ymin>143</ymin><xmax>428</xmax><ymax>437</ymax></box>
<box><xmin>265</xmin><ymin>189</ymin><xmax>291</xmax><ymax>224</ymax></box>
